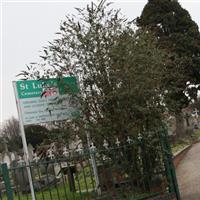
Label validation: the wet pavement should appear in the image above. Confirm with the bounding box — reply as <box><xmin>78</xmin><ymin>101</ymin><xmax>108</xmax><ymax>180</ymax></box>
<box><xmin>176</xmin><ymin>142</ymin><xmax>200</xmax><ymax>200</ymax></box>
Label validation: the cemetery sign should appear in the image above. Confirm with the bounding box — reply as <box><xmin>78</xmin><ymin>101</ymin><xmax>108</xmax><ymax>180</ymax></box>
<box><xmin>13</xmin><ymin>77</ymin><xmax>78</xmax><ymax>125</ymax></box>
<box><xmin>13</xmin><ymin>76</ymin><xmax>78</xmax><ymax>200</ymax></box>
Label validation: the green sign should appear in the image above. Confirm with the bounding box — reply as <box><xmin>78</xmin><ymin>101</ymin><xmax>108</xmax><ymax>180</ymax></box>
<box><xmin>14</xmin><ymin>77</ymin><xmax>79</xmax><ymax>125</ymax></box>
<box><xmin>16</xmin><ymin>77</ymin><xmax>78</xmax><ymax>99</ymax></box>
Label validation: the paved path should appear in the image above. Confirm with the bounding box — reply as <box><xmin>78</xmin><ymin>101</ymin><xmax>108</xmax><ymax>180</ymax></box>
<box><xmin>176</xmin><ymin>142</ymin><xmax>200</xmax><ymax>200</ymax></box>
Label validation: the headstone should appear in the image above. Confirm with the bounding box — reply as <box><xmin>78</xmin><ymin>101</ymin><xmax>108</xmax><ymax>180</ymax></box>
<box><xmin>2</xmin><ymin>152</ymin><xmax>11</xmax><ymax>167</ymax></box>
<box><xmin>166</xmin><ymin>116</ymin><xmax>176</xmax><ymax>136</ymax></box>
<box><xmin>54</xmin><ymin>164</ymin><xmax>61</xmax><ymax>178</ymax></box>
<box><xmin>33</xmin><ymin>153</ymin><xmax>40</xmax><ymax>163</ymax></box>
<box><xmin>28</xmin><ymin>144</ymin><xmax>34</xmax><ymax>161</ymax></box>
<box><xmin>14</xmin><ymin>156</ymin><xmax>29</xmax><ymax>193</ymax></box>
<box><xmin>47</xmin><ymin>163</ymin><xmax>55</xmax><ymax>175</ymax></box>
<box><xmin>191</xmin><ymin>108</ymin><xmax>199</xmax><ymax>129</ymax></box>
<box><xmin>3</xmin><ymin>141</ymin><xmax>8</xmax><ymax>152</ymax></box>
<box><xmin>1</xmin><ymin>141</ymin><xmax>12</xmax><ymax>167</ymax></box>
<box><xmin>13</xmin><ymin>156</ymin><xmax>41</xmax><ymax>193</ymax></box>
<box><xmin>39</xmin><ymin>163</ymin><xmax>47</xmax><ymax>175</ymax></box>
<box><xmin>10</xmin><ymin>152</ymin><xmax>16</xmax><ymax>161</ymax></box>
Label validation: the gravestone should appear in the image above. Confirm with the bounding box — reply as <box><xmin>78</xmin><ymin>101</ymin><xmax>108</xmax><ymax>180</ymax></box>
<box><xmin>10</xmin><ymin>152</ymin><xmax>16</xmax><ymax>161</ymax></box>
<box><xmin>14</xmin><ymin>157</ymin><xmax>29</xmax><ymax>193</ymax></box>
<box><xmin>27</xmin><ymin>144</ymin><xmax>34</xmax><ymax>161</ymax></box>
<box><xmin>2</xmin><ymin>152</ymin><xmax>11</xmax><ymax>168</ymax></box>
<box><xmin>1</xmin><ymin>142</ymin><xmax>12</xmax><ymax>167</ymax></box>
<box><xmin>12</xmin><ymin>156</ymin><xmax>41</xmax><ymax>193</ymax></box>
<box><xmin>54</xmin><ymin>163</ymin><xmax>61</xmax><ymax>178</ymax></box>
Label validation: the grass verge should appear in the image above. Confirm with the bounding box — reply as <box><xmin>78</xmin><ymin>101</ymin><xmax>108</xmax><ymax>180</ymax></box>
<box><xmin>171</xmin><ymin>129</ymin><xmax>200</xmax><ymax>155</ymax></box>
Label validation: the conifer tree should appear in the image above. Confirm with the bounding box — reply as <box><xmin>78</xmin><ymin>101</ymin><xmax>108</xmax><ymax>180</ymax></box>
<box><xmin>137</xmin><ymin>0</ymin><xmax>200</xmax><ymax>136</ymax></box>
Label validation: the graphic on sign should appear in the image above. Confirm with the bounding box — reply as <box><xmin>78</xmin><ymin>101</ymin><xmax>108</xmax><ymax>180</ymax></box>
<box><xmin>14</xmin><ymin>77</ymin><xmax>79</xmax><ymax>125</ymax></box>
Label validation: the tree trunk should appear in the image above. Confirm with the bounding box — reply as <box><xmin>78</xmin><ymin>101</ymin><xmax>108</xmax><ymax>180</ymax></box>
<box><xmin>175</xmin><ymin>112</ymin><xmax>185</xmax><ymax>138</ymax></box>
<box><xmin>186</xmin><ymin>116</ymin><xmax>190</xmax><ymax>127</ymax></box>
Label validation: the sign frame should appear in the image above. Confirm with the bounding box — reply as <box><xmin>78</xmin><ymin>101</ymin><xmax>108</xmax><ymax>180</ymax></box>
<box><xmin>15</xmin><ymin>77</ymin><xmax>78</xmax><ymax>125</ymax></box>
<box><xmin>13</xmin><ymin>76</ymin><xmax>79</xmax><ymax>200</ymax></box>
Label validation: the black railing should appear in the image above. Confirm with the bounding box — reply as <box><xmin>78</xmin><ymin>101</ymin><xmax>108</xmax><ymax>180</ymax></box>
<box><xmin>0</xmin><ymin>130</ymin><xmax>179</xmax><ymax>200</ymax></box>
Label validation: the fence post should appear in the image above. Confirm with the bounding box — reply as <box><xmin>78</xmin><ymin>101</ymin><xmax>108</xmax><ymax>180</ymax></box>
<box><xmin>90</xmin><ymin>149</ymin><xmax>101</xmax><ymax>195</ymax></box>
<box><xmin>86</xmin><ymin>133</ymin><xmax>101</xmax><ymax>195</ymax></box>
<box><xmin>1</xmin><ymin>163</ymin><xmax>13</xmax><ymax>200</ymax></box>
<box><xmin>162</xmin><ymin>129</ymin><xmax>181</xmax><ymax>200</ymax></box>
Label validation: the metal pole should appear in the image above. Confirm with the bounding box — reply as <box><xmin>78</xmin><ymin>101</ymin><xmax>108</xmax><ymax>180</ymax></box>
<box><xmin>163</xmin><ymin>129</ymin><xmax>181</xmax><ymax>200</ymax></box>
<box><xmin>13</xmin><ymin>81</ymin><xmax>36</xmax><ymax>200</ymax></box>
<box><xmin>1</xmin><ymin>163</ymin><xmax>13</xmax><ymax>200</ymax></box>
<box><xmin>86</xmin><ymin>133</ymin><xmax>101</xmax><ymax>195</ymax></box>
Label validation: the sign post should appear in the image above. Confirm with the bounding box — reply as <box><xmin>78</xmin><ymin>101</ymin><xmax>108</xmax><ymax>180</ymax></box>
<box><xmin>13</xmin><ymin>82</ymin><xmax>36</xmax><ymax>200</ymax></box>
<box><xmin>13</xmin><ymin>77</ymin><xmax>78</xmax><ymax>200</ymax></box>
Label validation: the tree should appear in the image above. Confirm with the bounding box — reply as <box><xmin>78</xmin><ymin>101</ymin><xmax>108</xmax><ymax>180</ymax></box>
<box><xmin>25</xmin><ymin>125</ymin><xmax>49</xmax><ymax>148</ymax></box>
<box><xmin>19</xmin><ymin>1</ymin><xmax>176</xmax><ymax>144</ymax></box>
<box><xmin>190</xmin><ymin>98</ymin><xmax>200</xmax><ymax>112</ymax></box>
<box><xmin>17</xmin><ymin>2</ymin><xmax>184</xmax><ymax>191</ymax></box>
<box><xmin>1</xmin><ymin>117</ymin><xmax>20</xmax><ymax>138</ymax></box>
<box><xmin>137</xmin><ymin>0</ymin><xmax>200</xmax><ymax>137</ymax></box>
<box><xmin>0</xmin><ymin>118</ymin><xmax>49</xmax><ymax>151</ymax></box>
<box><xmin>0</xmin><ymin>117</ymin><xmax>22</xmax><ymax>152</ymax></box>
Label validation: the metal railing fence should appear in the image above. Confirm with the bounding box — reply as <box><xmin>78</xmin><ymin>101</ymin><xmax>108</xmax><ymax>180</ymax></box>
<box><xmin>0</xmin><ymin>129</ymin><xmax>180</xmax><ymax>200</ymax></box>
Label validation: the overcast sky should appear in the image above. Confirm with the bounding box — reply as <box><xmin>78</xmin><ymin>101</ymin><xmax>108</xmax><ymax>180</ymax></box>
<box><xmin>1</xmin><ymin>0</ymin><xmax>200</xmax><ymax>123</ymax></box>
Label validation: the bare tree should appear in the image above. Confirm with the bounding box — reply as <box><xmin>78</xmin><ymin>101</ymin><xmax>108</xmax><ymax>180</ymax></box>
<box><xmin>1</xmin><ymin>117</ymin><xmax>20</xmax><ymax>137</ymax></box>
<box><xmin>0</xmin><ymin>117</ymin><xmax>21</xmax><ymax>152</ymax></box>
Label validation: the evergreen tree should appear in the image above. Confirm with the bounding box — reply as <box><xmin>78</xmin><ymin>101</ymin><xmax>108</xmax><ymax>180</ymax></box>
<box><xmin>137</xmin><ymin>0</ymin><xmax>200</xmax><ymax>136</ymax></box>
<box><xmin>25</xmin><ymin>125</ymin><xmax>49</xmax><ymax>148</ymax></box>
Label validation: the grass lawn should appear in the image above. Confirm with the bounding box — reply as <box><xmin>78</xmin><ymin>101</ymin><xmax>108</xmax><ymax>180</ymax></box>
<box><xmin>2</xmin><ymin>184</ymin><xmax>95</xmax><ymax>200</ymax></box>
<box><xmin>2</xmin><ymin>166</ymin><xmax>95</xmax><ymax>200</ymax></box>
<box><xmin>171</xmin><ymin>129</ymin><xmax>200</xmax><ymax>155</ymax></box>
<box><xmin>1</xmin><ymin>185</ymin><xmax>159</xmax><ymax>200</ymax></box>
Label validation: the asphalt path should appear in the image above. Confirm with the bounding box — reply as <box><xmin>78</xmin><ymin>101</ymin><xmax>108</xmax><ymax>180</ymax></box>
<box><xmin>176</xmin><ymin>142</ymin><xmax>200</xmax><ymax>200</ymax></box>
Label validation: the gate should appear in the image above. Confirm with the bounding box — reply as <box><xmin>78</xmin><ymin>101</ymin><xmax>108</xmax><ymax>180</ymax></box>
<box><xmin>0</xmin><ymin>128</ymin><xmax>180</xmax><ymax>200</ymax></box>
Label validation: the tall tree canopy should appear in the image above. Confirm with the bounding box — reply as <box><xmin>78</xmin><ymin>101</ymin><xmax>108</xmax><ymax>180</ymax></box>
<box><xmin>20</xmin><ymin>1</ymin><xmax>178</xmax><ymax>143</ymax></box>
<box><xmin>137</xmin><ymin>0</ymin><xmax>200</xmax><ymax>112</ymax></box>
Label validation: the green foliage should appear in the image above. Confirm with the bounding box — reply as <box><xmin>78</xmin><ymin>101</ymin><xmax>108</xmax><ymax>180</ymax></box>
<box><xmin>25</xmin><ymin>125</ymin><xmax>49</xmax><ymax>148</ymax></box>
<box><xmin>137</xmin><ymin>0</ymin><xmax>200</xmax><ymax>112</ymax></box>
<box><xmin>171</xmin><ymin>139</ymin><xmax>190</xmax><ymax>155</ymax></box>
<box><xmin>193</xmin><ymin>129</ymin><xmax>200</xmax><ymax>137</ymax></box>
<box><xmin>18</xmin><ymin>1</ymin><xmax>176</xmax><ymax>143</ymax></box>
<box><xmin>171</xmin><ymin>128</ymin><xmax>200</xmax><ymax>154</ymax></box>
<box><xmin>190</xmin><ymin>97</ymin><xmax>200</xmax><ymax>111</ymax></box>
